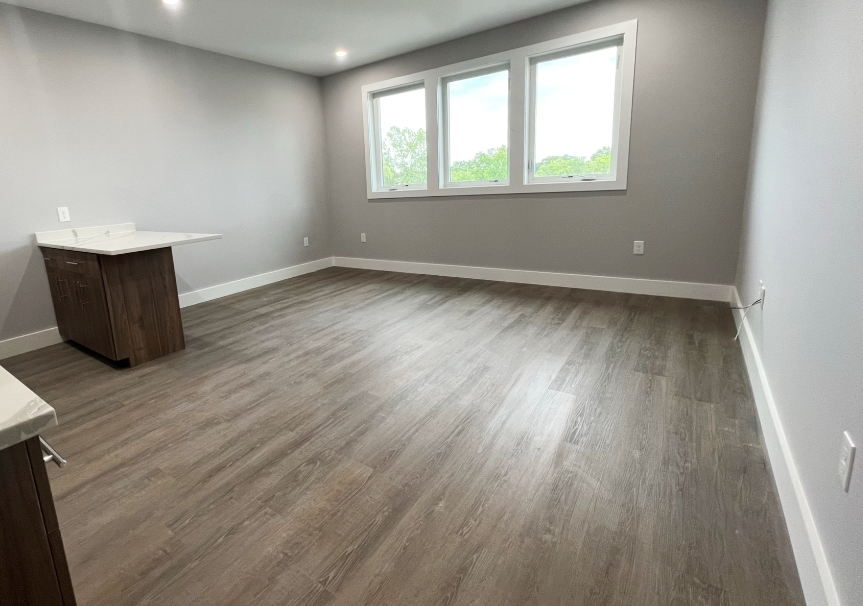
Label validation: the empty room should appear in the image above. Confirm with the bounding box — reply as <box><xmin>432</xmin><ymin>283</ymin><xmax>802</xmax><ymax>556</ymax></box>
<box><xmin>1</xmin><ymin>0</ymin><xmax>860</xmax><ymax>604</ymax></box>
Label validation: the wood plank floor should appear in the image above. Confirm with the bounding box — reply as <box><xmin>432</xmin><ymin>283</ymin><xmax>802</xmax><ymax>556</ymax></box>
<box><xmin>3</xmin><ymin>268</ymin><xmax>806</xmax><ymax>606</ymax></box>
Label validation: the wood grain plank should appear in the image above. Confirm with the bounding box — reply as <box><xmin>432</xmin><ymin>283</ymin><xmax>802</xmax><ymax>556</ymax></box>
<box><xmin>2</xmin><ymin>268</ymin><xmax>806</xmax><ymax>606</ymax></box>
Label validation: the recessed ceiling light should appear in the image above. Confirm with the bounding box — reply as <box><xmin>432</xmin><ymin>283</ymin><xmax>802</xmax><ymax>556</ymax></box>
<box><xmin>162</xmin><ymin>0</ymin><xmax>180</xmax><ymax>5</ymax></box>
<box><xmin>335</xmin><ymin>50</ymin><xmax>348</xmax><ymax>58</ymax></box>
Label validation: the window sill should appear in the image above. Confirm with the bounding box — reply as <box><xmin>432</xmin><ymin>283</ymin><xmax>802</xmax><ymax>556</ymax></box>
<box><xmin>368</xmin><ymin>177</ymin><xmax>626</xmax><ymax>199</ymax></box>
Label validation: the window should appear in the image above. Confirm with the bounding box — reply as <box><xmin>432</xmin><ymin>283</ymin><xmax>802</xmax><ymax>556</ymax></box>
<box><xmin>443</xmin><ymin>66</ymin><xmax>509</xmax><ymax>187</ymax></box>
<box><xmin>361</xmin><ymin>20</ymin><xmax>637</xmax><ymax>199</ymax></box>
<box><xmin>529</xmin><ymin>42</ymin><xmax>620</xmax><ymax>182</ymax></box>
<box><xmin>371</xmin><ymin>84</ymin><xmax>426</xmax><ymax>191</ymax></box>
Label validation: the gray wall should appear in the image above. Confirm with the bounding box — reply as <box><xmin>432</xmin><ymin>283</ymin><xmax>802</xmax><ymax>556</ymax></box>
<box><xmin>0</xmin><ymin>4</ymin><xmax>329</xmax><ymax>342</ymax></box>
<box><xmin>735</xmin><ymin>0</ymin><xmax>863</xmax><ymax>603</ymax></box>
<box><xmin>322</xmin><ymin>0</ymin><xmax>766</xmax><ymax>286</ymax></box>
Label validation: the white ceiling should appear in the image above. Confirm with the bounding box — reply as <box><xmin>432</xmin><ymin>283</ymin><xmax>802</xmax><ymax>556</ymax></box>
<box><xmin>4</xmin><ymin>0</ymin><xmax>591</xmax><ymax>76</ymax></box>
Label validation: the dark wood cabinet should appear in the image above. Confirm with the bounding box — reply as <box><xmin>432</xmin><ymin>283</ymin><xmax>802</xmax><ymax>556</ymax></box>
<box><xmin>47</xmin><ymin>268</ymin><xmax>115</xmax><ymax>360</ymax></box>
<box><xmin>40</xmin><ymin>247</ymin><xmax>185</xmax><ymax>367</ymax></box>
<box><xmin>0</xmin><ymin>438</ymin><xmax>77</xmax><ymax>606</ymax></box>
<box><xmin>72</xmin><ymin>272</ymin><xmax>115</xmax><ymax>359</ymax></box>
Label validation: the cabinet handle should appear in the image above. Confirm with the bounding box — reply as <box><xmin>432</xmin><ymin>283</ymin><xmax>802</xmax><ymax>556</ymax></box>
<box><xmin>66</xmin><ymin>261</ymin><xmax>80</xmax><ymax>266</ymax></box>
<box><xmin>39</xmin><ymin>437</ymin><xmax>67</xmax><ymax>468</ymax></box>
<box><xmin>75</xmin><ymin>281</ymin><xmax>89</xmax><ymax>307</ymax></box>
<box><xmin>56</xmin><ymin>275</ymin><xmax>68</xmax><ymax>300</ymax></box>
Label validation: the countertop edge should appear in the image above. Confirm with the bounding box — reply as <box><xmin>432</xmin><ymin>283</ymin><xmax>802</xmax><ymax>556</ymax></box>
<box><xmin>0</xmin><ymin>408</ymin><xmax>58</xmax><ymax>451</ymax></box>
<box><xmin>38</xmin><ymin>233</ymin><xmax>223</xmax><ymax>255</ymax></box>
<box><xmin>0</xmin><ymin>367</ymin><xmax>59</xmax><ymax>452</ymax></box>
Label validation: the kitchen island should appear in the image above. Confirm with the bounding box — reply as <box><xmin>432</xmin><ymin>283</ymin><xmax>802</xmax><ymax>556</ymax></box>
<box><xmin>36</xmin><ymin>223</ymin><xmax>221</xmax><ymax>367</ymax></box>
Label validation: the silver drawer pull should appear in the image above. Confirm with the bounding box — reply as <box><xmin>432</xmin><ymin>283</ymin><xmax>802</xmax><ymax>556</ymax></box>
<box><xmin>40</xmin><ymin>437</ymin><xmax>67</xmax><ymax>468</ymax></box>
<box><xmin>56</xmin><ymin>275</ymin><xmax>68</xmax><ymax>300</ymax></box>
<box><xmin>76</xmin><ymin>281</ymin><xmax>89</xmax><ymax>307</ymax></box>
<box><xmin>66</xmin><ymin>261</ymin><xmax>79</xmax><ymax>266</ymax></box>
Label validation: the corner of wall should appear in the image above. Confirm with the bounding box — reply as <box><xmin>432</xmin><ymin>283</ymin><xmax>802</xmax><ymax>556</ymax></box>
<box><xmin>731</xmin><ymin>287</ymin><xmax>840</xmax><ymax>606</ymax></box>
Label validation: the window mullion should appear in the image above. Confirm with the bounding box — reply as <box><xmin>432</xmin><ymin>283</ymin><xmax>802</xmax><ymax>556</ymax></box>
<box><xmin>361</xmin><ymin>20</ymin><xmax>636</xmax><ymax>198</ymax></box>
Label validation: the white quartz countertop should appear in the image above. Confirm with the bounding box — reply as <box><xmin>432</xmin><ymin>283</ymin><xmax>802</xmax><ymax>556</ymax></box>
<box><xmin>0</xmin><ymin>365</ymin><xmax>57</xmax><ymax>451</ymax></box>
<box><xmin>36</xmin><ymin>223</ymin><xmax>222</xmax><ymax>255</ymax></box>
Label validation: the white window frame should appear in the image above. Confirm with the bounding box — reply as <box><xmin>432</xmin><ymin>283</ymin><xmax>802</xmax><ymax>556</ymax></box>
<box><xmin>368</xmin><ymin>82</ymin><xmax>428</xmax><ymax>193</ymax></box>
<box><xmin>527</xmin><ymin>39</ymin><xmax>624</xmax><ymax>185</ymax></box>
<box><xmin>440</xmin><ymin>63</ymin><xmax>511</xmax><ymax>189</ymax></box>
<box><xmin>361</xmin><ymin>20</ymin><xmax>637</xmax><ymax>200</ymax></box>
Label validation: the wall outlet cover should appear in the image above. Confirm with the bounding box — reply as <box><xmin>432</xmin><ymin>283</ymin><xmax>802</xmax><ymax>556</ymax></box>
<box><xmin>303</xmin><ymin>237</ymin><xmax>309</xmax><ymax>247</ymax></box>
<box><xmin>633</xmin><ymin>240</ymin><xmax>644</xmax><ymax>255</ymax></box>
<box><xmin>361</xmin><ymin>233</ymin><xmax>367</xmax><ymax>243</ymax></box>
<box><xmin>57</xmin><ymin>207</ymin><xmax>71</xmax><ymax>222</ymax></box>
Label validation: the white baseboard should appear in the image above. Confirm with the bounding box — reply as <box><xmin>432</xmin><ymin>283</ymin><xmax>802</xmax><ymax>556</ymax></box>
<box><xmin>1</xmin><ymin>261</ymin><xmax>834</xmax><ymax>605</ymax></box>
<box><xmin>334</xmin><ymin>256</ymin><xmax>733</xmax><ymax>302</ymax></box>
<box><xmin>0</xmin><ymin>258</ymin><xmax>334</xmax><ymax>361</ymax></box>
<box><xmin>0</xmin><ymin>256</ymin><xmax>730</xmax><ymax>359</ymax></box>
<box><xmin>731</xmin><ymin>287</ymin><xmax>839</xmax><ymax>606</ymax></box>
<box><xmin>0</xmin><ymin>327</ymin><xmax>63</xmax><ymax>361</ymax></box>
<box><xmin>177</xmin><ymin>257</ymin><xmax>334</xmax><ymax>308</ymax></box>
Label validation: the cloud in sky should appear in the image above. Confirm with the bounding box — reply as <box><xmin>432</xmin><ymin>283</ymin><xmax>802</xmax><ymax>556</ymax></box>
<box><xmin>447</xmin><ymin>69</ymin><xmax>509</xmax><ymax>162</ymax></box>
<box><xmin>535</xmin><ymin>45</ymin><xmax>617</xmax><ymax>160</ymax></box>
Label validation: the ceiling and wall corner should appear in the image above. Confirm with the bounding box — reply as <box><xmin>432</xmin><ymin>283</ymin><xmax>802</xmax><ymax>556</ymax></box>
<box><xmin>0</xmin><ymin>0</ymin><xmax>594</xmax><ymax>76</ymax></box>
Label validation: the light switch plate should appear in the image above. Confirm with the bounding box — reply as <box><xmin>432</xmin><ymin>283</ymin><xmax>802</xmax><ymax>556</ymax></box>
<box><xmin>303</xmin><ymin>237</ymin><xmax>309</xmax><ymax>247</ymax></box>
<box><xmin>361</xmin><ymin>233</ymin><xmax>366</xmax><ymax>243</ymax></box>
<box><xmin>839</xmin><ymin>431</ymin><xmax>856</xmax><ymax>492</ymax></box>
<box><xmin>57</xmin><ymin>207</ymin><xmax>71</xmax><ymax>222</ymax></box>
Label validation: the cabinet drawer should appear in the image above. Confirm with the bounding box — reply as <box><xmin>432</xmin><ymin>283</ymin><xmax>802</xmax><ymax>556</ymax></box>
<box><xmin>41</xmin><ymin>248</ymin><xmax>101</xmax><ymax>278</ymax></box>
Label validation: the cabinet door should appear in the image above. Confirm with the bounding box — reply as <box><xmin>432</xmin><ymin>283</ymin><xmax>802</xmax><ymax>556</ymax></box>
<box><xmin>24</xmin><ymin>439</ymin><xmax>78</xmax><ymax>606</ymax></box>
<box><xmin>45</xmin><ymin>268</ymin><xmax>76</xmax><ymax>341</ymax></box>
<box><xmin>69</xmin><ymin>274</ymin><xmax>117</xmax><ymax>360</ymax></box>
<box><xmin>0</xmin><ymin>440</ymin><xmax>65</xmax><ymax>606</ymax></box>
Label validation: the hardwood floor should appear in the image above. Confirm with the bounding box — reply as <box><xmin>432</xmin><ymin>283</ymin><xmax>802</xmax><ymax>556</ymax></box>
<box><xmin>3</xmin><ymin>267</ymin><xmax>806</xmax><ymax>606</ymax></box>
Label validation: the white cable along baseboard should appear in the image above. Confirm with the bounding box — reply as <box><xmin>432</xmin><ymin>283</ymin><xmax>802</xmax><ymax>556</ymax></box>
<box><xmin>1</xmin><ymin>255</ymin><xmax>730</xmax><ymax>359</ymax></box>
<box><xmin>731</xmin><ymin>287</ymin><xmax>840</xmax><ymax>606</ymax></box>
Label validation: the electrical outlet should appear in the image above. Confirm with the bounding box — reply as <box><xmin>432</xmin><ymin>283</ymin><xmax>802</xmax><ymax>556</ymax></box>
<box><xmin>839</xmin><ymin>431</ymin><xmax>856</xmax><ymax>492</ymax></box>
<box><xmin>759</xmin><ymin>280</ymin><xmax>766</xmax><ymax>308</ymax></box>
<box><xmin>361</xmin><ymin>233</ymin><xmax>366</xmax><ymax>243</ymax></box>
<box><xmin>633</xmin><ymin>240</ymin><xmax>644</xmax><ymax>255</ymax></box>
<box><xmin>303</xmin><ymin>237</ymin><xmax>309</xmax><ymax>247</ymax></box>
<box><xmin>57</xmin><ymin>207</ymin><xmax>71</xmax><ymax>223</ymax></box>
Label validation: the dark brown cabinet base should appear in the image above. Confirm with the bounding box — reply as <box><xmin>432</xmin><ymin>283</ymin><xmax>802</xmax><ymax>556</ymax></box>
<box><xmin>41</xmin><ymin>247</ymin><xmax>185</xmax><ymax>367</ymax></box>
<box><xmin>0</xmin><ymin>438</ymin><xmax>77</xmax><ymax>606</ymax></box>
